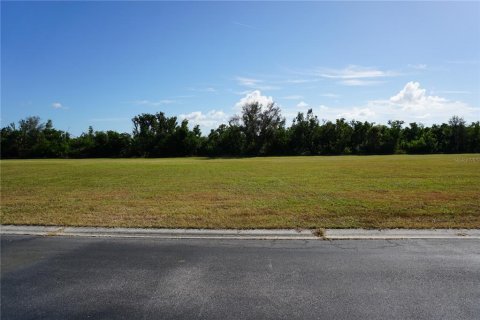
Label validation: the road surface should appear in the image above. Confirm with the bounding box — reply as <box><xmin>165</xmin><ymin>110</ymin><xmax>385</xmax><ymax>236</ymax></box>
<box><xmin>1</xmin><ymin>235</ymin><xmax>479</xmax><ymax>319</ymax></box>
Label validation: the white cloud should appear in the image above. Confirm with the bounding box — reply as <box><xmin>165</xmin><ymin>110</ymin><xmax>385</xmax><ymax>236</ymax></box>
<box><xmin>316</xmin><ymin>65</ymin><xmax>397</xmax><ymax>86</ymax></box>
<box><xmin>235</xmin><ymin>76</ymin><xmax>280</xmax><ymax>90</ymax></box>
<box><xmin>236</xmin><ymin>77</ymin><xmax>262</xmax><ymax>87</ymax></box>
<box><xmin>179</xmin><ymin>110</ymin><xmax>228</xmax><ymax>131</ymax></box>
<box><xmin>232</xmin><ymin>21</ymin><xmax>256</xmax><ymax>29</ymax></box>
<box><xmin>338</xmin><ymin>107</ymin><xmax>376</xmax><ymax>119</ymax></box>
<box><xmin>340</xmin><ymin>79</ymin><xmax>384</xmax><ymax>86</ymax></box>
<box><xmin>319</xmin><ymin>65</ymin><xmax>396</xmax><ymax>79</ymax></box>
<box><xmin>388</xmin><ymin>81</ymin><xmax>447</xmax><ymax>110</ymax></box>
<box><xmin>320</xmin><ymin>93</ymin><xmax>339</xmax><ymax>98</ymax></box>
<box><xmin>408</xmin><ymin>64</ymin><xmax>427</xmax><ymax>70</ymax></box>
<box><xmin>445</xmin><ymin>59</ymin><xmax>479</xmax><ymax>65</ymax></box>
<box><xmin>234</xmin><ymin>90</ymin><xmax>274</xmax><ymax>110</ymax></box>
<box><xmin>364</xmin><ymin>81</ymin><xmax>479</xmax><ymax>123</ymax></box>
<box><xmin>282</xmin><ymin>82</ymin><xmax>478</xmax><ymax>125</ymax></box>
<box><xmin>390</xmin><ymin>81</ymin><xmax>428</xmax><ymax>104</ymax></box>
<box><xmin>296</xmin><ymin>101</ymin><xmax>309</xmax><ymax>108</ymax></box>
<box><xmin>178</xmin><ymin>82</ymin><xmax>477</xmax><ymax>134</ymax></box>
<box><xmin>285</xmin><ymin>79</ymin><xmax>316</xmax><ymax>84</ymax></box>
<box><xmin>52</xmin><ymin>102</ymin><xmax>67</xmax><ymax>110</ymax></box>
<box><xmin>189</xmin><ymin>87</ymin><xmax>217</xmax><ymax>93</ymax></box>
<box><xmin>132</xmin><ymin>99</ymin><xmax>175</xmax><ymax>107</ymax></box>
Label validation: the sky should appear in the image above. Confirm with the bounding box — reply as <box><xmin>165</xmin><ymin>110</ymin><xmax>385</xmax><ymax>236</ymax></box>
<box><xmin>1</xmin><ymin>1</ymin><xmax>479</xmax><ymax>136</ymax></box>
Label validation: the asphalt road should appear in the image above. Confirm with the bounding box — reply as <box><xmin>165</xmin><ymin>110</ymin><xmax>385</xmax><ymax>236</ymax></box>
<box><xmin>1</xmin><ymin>235</ymin><xmax>479</xmax><ymax>320</ymax></box>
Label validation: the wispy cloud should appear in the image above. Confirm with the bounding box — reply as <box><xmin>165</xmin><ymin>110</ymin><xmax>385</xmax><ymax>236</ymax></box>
<box><xmin>235</xmin><ymin>76</ymin><xmax>280</xmax><ymax>90</ymax></box>
<box><xmin>318</xmin><ymin>65</ymin><xmax>397</xmax><ymax>80</ymax></box>
<box><xmin>228</xmin><ymin>89</ymin><xmax>255</xmax><ymax>96</ymax></box>
<box><xmin>408</xmin><ymin>64</ymin><xmax>427</xmax><ymax>70</ymax></box>
<box><xmin>232</xmin><ymin>21</ymin><xmax>256</xmax><ymax>29</ymax></box>
<box><xmin>236</xmin><ymin>77</ymin><xmax>262</xmax><ymax>87</ymax></box>
<box><xmin>320</xmin><ymin>93</ymin><xmax>339</xmax><ymax>98</ymax></box>
<box><xmin>52</xmin><ymin>102</ymin><xmax>68</xmax><ymax>110</ymax></box>
<box><xmin>131</xmin><ymin>99</ymin><xmax>176</xmax><ymax>107</ymax></box>
<box><xmin>306</xmin><ymin>65</ymin><xmax>399</xmax><ymax>86</ymax></box>
<box><xmin>445</xmin><ymin>59</ymin><xmax>479</xmax><ymax>65</ymax></box>
<box><xmin>189</xmin><ymin>87</ymin><xmax>217</xmax><ymax>93</ymax></box>
<box><xmin>340</xmin><ymin>79</ymin><xmax>384</xmax><ymax>86</ymax></box>
<box><xmin>284</xmin><ymin>78</ymin><xmax>318</xmax><ymax>84</ymax></box>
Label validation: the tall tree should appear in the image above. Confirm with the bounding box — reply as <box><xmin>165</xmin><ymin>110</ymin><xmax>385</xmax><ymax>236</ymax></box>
<box><xmin>238</xmin><ymin>101</ymin><xmax>284</xmax><ymax>155</ymax></box>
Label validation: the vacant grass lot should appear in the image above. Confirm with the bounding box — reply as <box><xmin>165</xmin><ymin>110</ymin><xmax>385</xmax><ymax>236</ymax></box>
<box><xmin>1</xmin><ymin>155</ymin><xmax>479</xmax><ymax>229</ymax></box>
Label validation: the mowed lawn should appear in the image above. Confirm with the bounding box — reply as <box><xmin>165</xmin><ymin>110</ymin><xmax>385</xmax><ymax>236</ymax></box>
<box><xmin>1</xmin><ymin>155</ymin><xmax>479</xmax><ymax>229</ymax></box>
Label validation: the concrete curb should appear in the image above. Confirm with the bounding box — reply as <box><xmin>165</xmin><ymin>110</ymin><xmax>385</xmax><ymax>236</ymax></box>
<box><xmin>2</xmin><ymin>225</ymin><xmax>480</xmax><ymax>240</ymax></box>
<box><xmin>0</xmin><ymin>226</ymin><xmax>318</xmax><ymax>240</ymax></box>
<box><xmin>326</xmin><ymin>229</ymin><xmax>480</xmax><ymax>240</ymax></box>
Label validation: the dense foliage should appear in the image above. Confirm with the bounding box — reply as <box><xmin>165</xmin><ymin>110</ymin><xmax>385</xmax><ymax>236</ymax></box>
<box><xmin>2</xmin><ymin>102</ymin><xmax>479</xmax><ymax>158</ymax></box>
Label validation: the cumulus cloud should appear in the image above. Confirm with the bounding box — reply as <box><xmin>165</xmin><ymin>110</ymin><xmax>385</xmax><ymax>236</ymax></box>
<box><xmin>179</xmin><ymin>110</ymin><xmax>228</xmax><ymax>130</ymax></box>
<box><xmin>389</xmin><ymin>81</ymin><xmax>443</xmax><ymax>107</ymax></box>
<box><xmin>182</xmin><ymin>82</ymin><xmax>477</xmax><ymax>133</ymax></box>
<box><xmin>364</xmin><ymin>81</ymin><xmax>479</xmax><ymax>123</ymax></box>
<box><xmin>234</xmin><ymin>90</ymin><xmax>274</xmax><ymax>110</ymax></box>
<box><xmin>282</xmin><ymin>82</ymin><xmax>478</xmax><ymax>125</ymax></box>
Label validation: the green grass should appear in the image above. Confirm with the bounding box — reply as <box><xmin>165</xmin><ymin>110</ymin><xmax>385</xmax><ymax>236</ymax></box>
<box><xmin>1</xmin><ymin>155</ymin><xmax>479</xmax><ymax>229</ymax></box>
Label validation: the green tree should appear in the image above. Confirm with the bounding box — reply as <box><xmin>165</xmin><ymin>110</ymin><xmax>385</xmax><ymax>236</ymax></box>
<box><xmin>237</xmin><ymin>101</ymin><xmax>284</xmax><ymax>155</ymax></box>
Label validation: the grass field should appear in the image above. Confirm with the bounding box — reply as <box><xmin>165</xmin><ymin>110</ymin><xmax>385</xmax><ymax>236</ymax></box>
<box><xmin>1</xmin><ymin>155</ymin><xmax>479</xmax><ymax>229</ymax></box>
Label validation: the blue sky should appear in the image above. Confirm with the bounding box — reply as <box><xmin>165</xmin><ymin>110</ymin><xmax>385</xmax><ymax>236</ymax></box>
<box><xmin>2</xmin><ymin>1</ymin><xmax>479</xmax><ymax>136</ymax></box>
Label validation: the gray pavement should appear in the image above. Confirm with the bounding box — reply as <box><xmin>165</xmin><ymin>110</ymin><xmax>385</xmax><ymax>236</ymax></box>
<box><xmin>1</xmin><ymin>235</ymin><xmax>479</xmax><ymax>319</ymax></box>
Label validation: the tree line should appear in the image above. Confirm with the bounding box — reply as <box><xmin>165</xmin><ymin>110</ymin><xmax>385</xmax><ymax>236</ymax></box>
<box><xmin>1</xmin><ymin>101</ymin><xmax>479</xmax><ymax>158</ymax></box>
